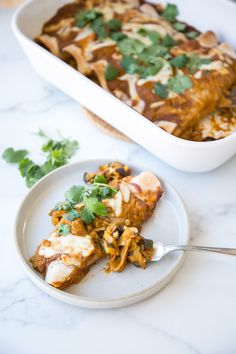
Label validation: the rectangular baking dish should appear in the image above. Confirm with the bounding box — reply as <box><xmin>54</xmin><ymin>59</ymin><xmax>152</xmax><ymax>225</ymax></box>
<box><xmin>12</xmin><ymin>0</ymin><xmax>236</xmax><ymax>172</ymax></box>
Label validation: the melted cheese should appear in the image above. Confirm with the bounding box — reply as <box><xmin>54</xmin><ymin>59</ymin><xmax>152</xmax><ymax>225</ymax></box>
<box><xmin>45</xmin><ymin>260</ymin><xmax>75</xmax><ymax>286</ymax></box>
<box><xmin>39</xmin><ymin>234</ymin><xmax>94</xmax><ymax>259</ymax></box>
<box><xmin>131</xmin><ymin>172</ymin><xmax>161</xmax><ymax>192</ymax></box>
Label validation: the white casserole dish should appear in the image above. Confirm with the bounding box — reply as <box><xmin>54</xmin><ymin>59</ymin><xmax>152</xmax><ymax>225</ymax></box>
<box><xmin>12</xmin><ymin>0</ymin><xmax>236</xmax><ymax>172</ymax></box>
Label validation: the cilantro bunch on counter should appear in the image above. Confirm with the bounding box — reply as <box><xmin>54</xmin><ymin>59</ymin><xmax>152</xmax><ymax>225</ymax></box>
<box><xmin>54</xmin><ymin>175</ymin><xmax>117</xmax><ymax>225</ymax></box>
<box><xmin>2</xmin><ymin>130</ymin><xmax>79</xmax><ymax>188</ymax></box>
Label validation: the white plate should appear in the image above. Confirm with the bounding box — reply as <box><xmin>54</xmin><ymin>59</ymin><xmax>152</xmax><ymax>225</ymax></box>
<box><xmin>14</xmin><ymin>159</ymin><xmax>189</xmax><ymax>308</ymax></box>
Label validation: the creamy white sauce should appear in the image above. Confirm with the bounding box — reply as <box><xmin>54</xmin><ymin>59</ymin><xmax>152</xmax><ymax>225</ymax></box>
<box><xmin>200</xmin><ymin>60</ymin><xmax>223</xmax><ymax>71</ymax></box>
<box><xmin>88</xmin><ymin>40</ymin><xmax>116</xmax><ymax>52</ymax></box>
<box><xmin>104</xmin><ymin>191</ymin><xmax>123</xmax><ymax>217</ymax></box>
<box><xmin>131</xmin><ymin>172</ymin><xmax>161</xmax><ymax>192</ymax></box>
<box><xmin>119</xmin><ymin>74</ymin><xmax>145</xmax><ymax>113</ymax></box>
<box><xmin>122</xmin><ymin>23</ymin><xmax>167</xmax><ymax>38</ymax></box>
<box><xmin>74</xmin><ymin>28</ymin><xmax>94</xmax><ymax>42</ymax></box>
<box><xmin>137</xmin><ymin>62</ymin><xmax>173</xmax><ymax>86</ymax></box>
<box><xmin>39</xmin><ymin>234</ymin><xmax>94</xmax><ymax>259</ymax></box>
<box><xmin>45</xmin><ymin>260</ymin><xmax>75</xmax><ymax>286</ymax></box>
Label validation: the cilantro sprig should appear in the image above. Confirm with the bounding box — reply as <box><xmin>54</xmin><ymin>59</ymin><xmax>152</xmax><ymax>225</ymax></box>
<box><xmin>2</xmin><ymin>130</ymin><xmax>79</xmax><ymax>188</ymax></box>
<box><xmin>55</xmin><ymin>177</ymin><xmax>117</xmax><ymax>224</ymax></box>
<box><xmin>162</xmin><ymin>3</ymin><xmax>179</xmax><ymax>22</ymax></box>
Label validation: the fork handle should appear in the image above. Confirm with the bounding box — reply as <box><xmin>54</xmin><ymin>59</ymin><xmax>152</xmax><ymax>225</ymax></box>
<box><xmin>167</xmin><ymin>245</ymin><xmax>236</xmax><ymax>256</ymax></box>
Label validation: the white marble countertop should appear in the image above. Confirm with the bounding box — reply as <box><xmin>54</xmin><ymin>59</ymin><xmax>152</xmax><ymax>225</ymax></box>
<box><xmin>1</xmin><ymin>7</ymin><xmax>236</xmax><ymax>354</ymax></box>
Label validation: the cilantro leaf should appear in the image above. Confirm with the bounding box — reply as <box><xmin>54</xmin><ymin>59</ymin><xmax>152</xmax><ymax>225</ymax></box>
<box><xmin>138</xmin><ymin>29</ymin><xmax>161</xmax><ymax>44</ymax></box>
<box><xmin>94</xmin><ymin>175</ymin><xmax>107</xmax><ymax>184</ymax></box>
<box><xmin>64</xmin><ymin>209</ymin><xmax>80</xmax><ymax>221</ymax></box>
<box><xmin>121</xmin><ymin>56</ymin><xmax>141</xmax><ymax>74</ymax></box>
<box><xmin>65</xmin><ymin>185</ymin><xmax>84</xmax><ymax>204</ymax></box>
<box><xmin>18</xmin><ymin>158</ymin><xmax>34</xmax><ymax>177</ymax></box>
<box><xmin>110</xmin><ymin>32</ymin><xmax>127</xmax><ymax>41</ymax></box>
<box><xmin>91</xmin><ymin>17</ymin><xmax>108</xmax><ymax>38</ymax></box>
<box><xmin>107</xmin><ymin>19</ymin><xmax>122</xmax><ymax>31</ymax></box>
<box><xmin>2</xmin><ymin>148</ymin><xmax>28</xmax><ymax>164</ymax></box>
<box><xmin>162</xmin><ymin>3</ymin><xmax>179</xmax><ymax>22</ymax></box>
<box><xmin>162</xmin><ymin>34</ymin><xmax>176</xmax><ymax>47</ymax></box>
<box><xmin>168</xmin><ymin>74</ymin><xmax>192</xmax><ymax>94</ymax></box>
<box><xmin>154</xmin><ymin>82</ymin><xmax>169</xmax><ymax>98</ymax></box>
<box><xmin>186</xmin><ymin>31</ymin><xmax>199</xmax><ymax>39</ymax></box>
<box><xmin>105</xmin><ymin>64</ymin><xmax>119</xmax><ymax>81</ymax></box>
<box><xmin>139</xmin><ymin>44</ymin><xmax>168</xmax><ymax>64</ymax></box>
<box><xmin>82</xmin><ymin>197</ymin><xmax>107</xmax><ymax>224</ymax></box>
<box><xmin>81</xmin><ymin>206</ymin><xmax>95</xmax><ymax>224</ymax></box>
<box><xmin>54</xmin><ymin>201</ymin><xmax>72</xmax><ymax>211</ymax></box>
<box><xmin>173</xmin><ymin>22</ymin><xmax>187</xmax><ymax>32</ymax></box>
<box><xmin>118</xmin><ymin>38</ymin><xmax>145</xmax><ymax>56</ymax></box>
<box><xmin>58</xmin><ymin>224</ymin><xmax>70</xmax><ymax>236</ymax></box>
<box><xmin>187</xmin><ymin>55</ymin><xmax>212</xmax><ymax>74</ymax></box>
<box><xmin>170</xmin><ymin>54</ymin><xmax>188</xmax><ymax>68</ymax></box>
<box><xmin>139</xmin><ymin>62</ymin><xmax>163</xmax><ymax>79</ymax></box>
<box><xmin>75</xmin><ymin>9</ymin><xmax>102</xmax><ymax>28</ymax></box>
<box><xmin>18</xmin><ymin>158</ymin><xmax>44</xmax><ymax>188</ymax></box>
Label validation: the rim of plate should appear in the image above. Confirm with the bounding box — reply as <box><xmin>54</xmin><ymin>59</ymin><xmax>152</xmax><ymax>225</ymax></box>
<box><xmin>14</xmin><ymin>158</ymin><xmax>190</xmax><ymax>309</ymax></box>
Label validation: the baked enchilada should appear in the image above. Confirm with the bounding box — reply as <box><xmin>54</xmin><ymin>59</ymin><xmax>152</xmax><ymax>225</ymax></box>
<box><xmin>35</xmin><ymin>0</ymin><xmax>236</xmax><ymax>141</ymax></box>
<box><xmin>30</xmin><ymin>162</ymin><xmax>163</xmax><ymax>289</ymax></box>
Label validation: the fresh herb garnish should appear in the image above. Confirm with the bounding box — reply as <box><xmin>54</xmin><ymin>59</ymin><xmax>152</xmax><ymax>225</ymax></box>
<box><xmin>64</xmin><ymin>209</ymin><xmax>80</xmax><ymax>221</ymax></box>
<box><xmin>170</xmin><ymin>54</ymin><xmax>188</xmax><ymax>68</ymax></box>
<box><xmin>154</xmin><ymin>82</ymin><xmax>169</xmax><ymax>98</ymax></box>
<box><xmin>2</xmin><ymin>130</ymin><xmax>79</xmax><ymax>188</ymax></box>
<box><xmin>162</xmin><ymin>3</ymin><xmax>179</xmax><ymax>22</ymax></box>
<box><xmin>138</xmin><ymin>29</ymin><xmax>161</xmax><ymax>44</ymax></box>
<box><xmin>173</xmin><ymin>22</ymin><xmax>187</xmax><ymax>32</ymax></box>
<box><xmin>110</xmin><ymin>32</ymin><xmax>127</xmax><ymax>41</ymax></box>
<box><xmin>168</xmin><ymin>73</ymin><xmax>192</xmax><ymax>94</ymax></box>
<box><xmin>65</xmin><ymin>185</ymin><xmax>84</xmax><ymax>204</ymax></box>
<box><xmin>107</xmin><ymin>18</ymin><xmax>122</xmax><ymax>31</ymax></box>
<box><xmin>162</xmin><ymin>34</ymin><xmax>176</xmax><ymax>48</ymax></box>
<box><xmin>82</xmin><ymin>197</ymin><xmax>107</xmax><ymax>223</ymax></box>
<box><xmin>139</xmin><ymin>44</ymin><xmax>168</xmax><ymax>64</ymax></box>
<box><xmin>58</xmin><ymin>224</ymin><xmax>70</xmax><ymax>236</ymax></box>
<box><xmin>186</xmin><ymin>31</ymin><xmax>199</xmax><ymax>39</ymax></box>
<box><xmin>75</xmin><ymin>9</ymin><xmax>102</xmax><ymax>28</ymax></box>
<box><xmin>121</xmin><ymin>56</ymin><xmax>141</xmax><ymax>74</ymax></box>
<box><xmin>94</xmin><ymin>175</ymin><xmax>107</xmax><ymax>184</ymax></box>
<box><xmin>54</xmin><ymin>201</ymin><xmax>73</xmax><ymax>211</ymax></box>
<box><xmin>91</xmin><ymin>17</ymin><xmax>108</xmax><ymax>38</ymax></box>
<box><xmin>2</xmin><ymin>148</ymin><xmax>29</xmax><ymax>163</ymax></box>
<box><xmin>139</xmin><ymin>61</ymin><xmax>163</xmax><ymax>79</ymax></box>
<box><xmin>105</xmin><ymin>64</ymin><xmax>119</xmax><ymax>81</ymax></box>
<box><xmin>118</xmin><ymin>38</ymin><xmax>145</xmax><ymax>56</ymax></box>
<box><xmin>187</xmin><ymin>55</ymin><xmax>212</xmax><ymax>74</ymax></box>
<box><xmin>55</xmin><ymin>180</ymin><xmax>117</xmax><ymax>224</ymax></box>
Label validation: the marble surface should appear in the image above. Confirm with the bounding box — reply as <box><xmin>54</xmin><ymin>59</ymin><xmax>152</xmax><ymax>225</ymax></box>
<box><xmin>1</xmin><ymin>7</ymin><xmax>236</xmax><ymax>354</ymax></box>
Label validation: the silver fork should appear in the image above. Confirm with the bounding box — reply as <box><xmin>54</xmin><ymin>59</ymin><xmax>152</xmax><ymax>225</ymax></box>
<box><xmin>152</xmin><ymin>242</ymin><xmax>236</xmax><ymax>261</ymax></box>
